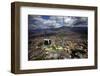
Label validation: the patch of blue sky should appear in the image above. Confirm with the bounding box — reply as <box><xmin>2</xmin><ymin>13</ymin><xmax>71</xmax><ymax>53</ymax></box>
<box><xmin>41</xmin><ymin>16</ymin><xmax>50</xmax><ymax>20</ymax></box>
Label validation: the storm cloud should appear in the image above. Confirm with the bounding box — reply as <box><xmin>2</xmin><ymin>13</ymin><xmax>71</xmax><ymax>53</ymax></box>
<box><xmin>28</xmin><ymin>15</ymin><xmax>88</xmax><ymax>30</ymax></box>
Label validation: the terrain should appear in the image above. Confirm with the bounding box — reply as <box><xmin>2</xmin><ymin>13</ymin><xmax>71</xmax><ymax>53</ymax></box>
<box><xmin>28</xmin><ymin>26</ymin><xmax>88</xmax><ymax>60</ymax></box>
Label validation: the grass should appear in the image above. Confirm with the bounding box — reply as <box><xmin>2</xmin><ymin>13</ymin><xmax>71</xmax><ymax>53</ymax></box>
<box><xmin>43</xmin><ymin>44</ymin><xmax>64</xmax><ymax>52</ymax></box>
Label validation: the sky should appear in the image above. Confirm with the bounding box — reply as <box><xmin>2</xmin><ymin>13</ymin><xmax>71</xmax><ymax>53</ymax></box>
<box><xmin>28</xmin><ymin>15</ymin><xmax>88</xmax><ymax>30</ymax></box>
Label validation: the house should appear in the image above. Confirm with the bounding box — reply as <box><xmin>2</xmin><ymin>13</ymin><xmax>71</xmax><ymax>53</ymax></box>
<box><xmin>44</xmin><ymin>39</ymin><xmax>51</xmax><ymax>45</ymax></box>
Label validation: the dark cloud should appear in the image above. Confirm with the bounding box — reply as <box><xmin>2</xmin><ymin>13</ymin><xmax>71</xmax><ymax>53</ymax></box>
<box><xmin>28</xmin><ymin>15</ymin><xmax>88</xmax><ymax>30</ymax></box>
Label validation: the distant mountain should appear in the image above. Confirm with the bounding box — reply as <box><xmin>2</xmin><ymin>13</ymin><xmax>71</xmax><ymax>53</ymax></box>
<box><xmin>28</xmin><ymin>26</ymin><xmax>88</xmax><ymax>38</ymax></box>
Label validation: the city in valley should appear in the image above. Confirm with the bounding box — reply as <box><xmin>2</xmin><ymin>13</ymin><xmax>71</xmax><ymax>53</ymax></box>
<box><xmin>28</xmin><ymin>15</ymin><xmax>88</xmax><ymax>60</ymax></box>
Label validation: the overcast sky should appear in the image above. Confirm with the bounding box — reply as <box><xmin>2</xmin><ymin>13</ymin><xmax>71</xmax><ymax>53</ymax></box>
<box><xmin>28</xmin><ymin>15</ymin><xmax>88</xmax><ymax>30</ymax></box>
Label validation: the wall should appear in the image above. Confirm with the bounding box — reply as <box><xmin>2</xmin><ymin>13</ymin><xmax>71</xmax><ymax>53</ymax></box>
<box><xmin>0</xmin><ymin>0</ymin><xmax>99</xmax><ymax>76</ymax></box>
